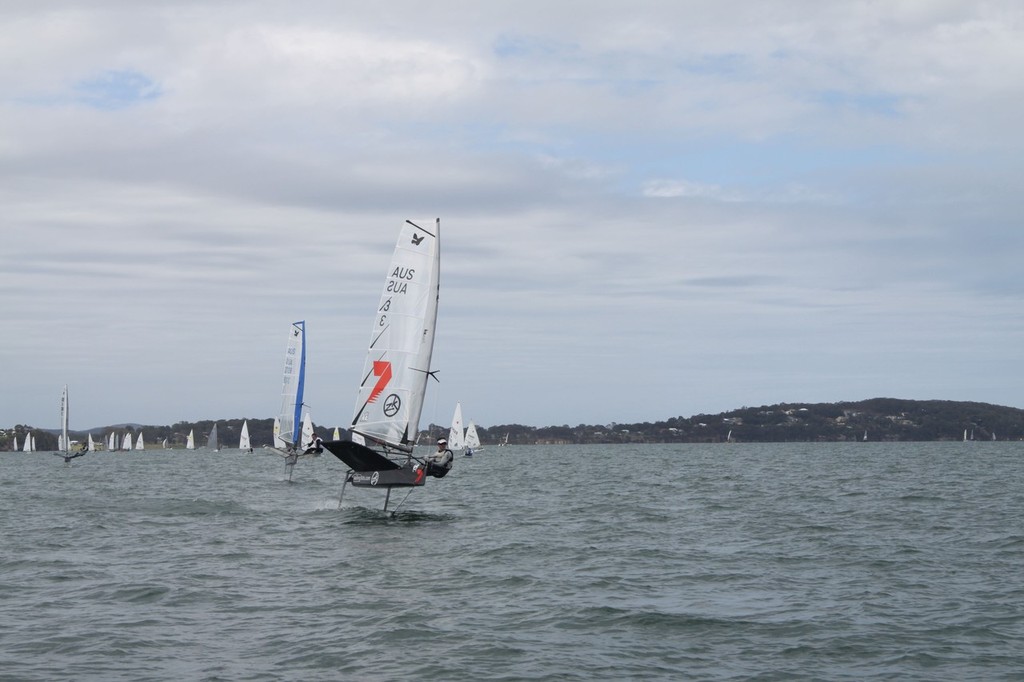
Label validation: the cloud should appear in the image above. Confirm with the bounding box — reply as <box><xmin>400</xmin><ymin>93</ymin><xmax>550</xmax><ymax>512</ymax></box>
<box><xmin>2</xmin><ymin>1</ymin><xmax>1023</xmax><ymax>429</ymax></box>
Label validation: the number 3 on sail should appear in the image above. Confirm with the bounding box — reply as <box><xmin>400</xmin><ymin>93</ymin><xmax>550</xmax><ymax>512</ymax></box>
<box><xmin>324</xmin><ymin>219</ymin><xmax>447</xmax><ymax>512</ymax></box>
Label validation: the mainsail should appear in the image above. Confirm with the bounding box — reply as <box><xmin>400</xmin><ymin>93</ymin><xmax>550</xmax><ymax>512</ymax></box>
<box><xmin>350</xmin><ymin>219</ymin><xmax>440</xmax><ymax>452</ymax></box>
<box><xmin>239</xmin><ymin>420</ymin><xmax>251</xmax><ymax>450</ymax></box>
<box><xmin>207</xmin><ymin>424</ymin><xmax>219</xmax><ymax>450</ymax></box>
<box><xmin>448</xmin><ymin>402</ymin><xmax>465</xmax><ymax>450</ymax></box>
<box><xmin>277</xmin><ymin>321</ymin><xmax>306</xmax><ymax>448</ymax></box>
<box><xmin>301</xmin><ymin>412</ymin><xmax>314</xmax><ymax>451</ymax></box>
<box><xmin>465</xmin><ymin>421</ymin><xmax>481</xmax><ymax>450</ymax></box>
<box><xmin>186</xmin><ymin>429</ymin><xmax>195</xmax><ymax>450</ymax></box>
<box><xmin>59</xmin><ymin>385</ymin><xmax>69</xmax><ymax>454</ymax></box>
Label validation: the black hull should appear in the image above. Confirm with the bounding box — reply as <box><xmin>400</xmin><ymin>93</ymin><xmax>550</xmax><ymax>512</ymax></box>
<box><xmin>324</xmin><ymin>439</ymin><xmax>425</xmax><ymax>488</ymax></box>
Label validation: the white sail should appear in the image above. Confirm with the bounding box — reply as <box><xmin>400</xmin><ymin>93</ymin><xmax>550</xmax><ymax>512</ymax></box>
<box><xmin>135</xmin><ymin>432</ymin><xmax>144</xmax><ymax>450</ymax></box>
<box><xmin>277</xmin><ymin>320</ymin><xmax>306</xmax><ymax>449</ymax></box>
<box><xmin>59</xmin><ymin>385</ymin><xmax>69</xmax><ymax>454</ymax></box>
<box><xmin>333</xmin><ymin>426</ymin><xmax>341</xmax><ymax>440</ymax></box>
<box><xmin>11</xmin><ymin>434</ymin><xmax>17</xmax><ymax>451</ymax></box>
<box><xmin>186</xmin><ymin>429</ymin><xmax>195</xmax><ymax>450</ymax></box>
<box><xmin>87</xmin><ymin>433</ymin><xmax>95</xmax><ymax>452</ymax></box>
<box><xmin>273</xmin><ymin>417</ymin><xmax>285</xmax><ymax>448</ymax></box>
<box><xmin>301</xmin><ymin>412</ymin><xmax>314</xmax><ymax>450</ymax></box>
<box><xmin>123</xmin><ymin>432</ymin><xmax>133</xmax><ymax>451</ymax></box>
<box><xmin>207</xmin><ymin>424</ymin><xmax>219</xmax><ymax>451</ymax></box>
<box><xmin>24</xmin><ymin>434</ymin><xmax>33</xmax><ymax>452</ymax></box>
<box><xmin>350</xmin><ymin>219</ymin><xmax>440</xmax><ymax>452</ymax></box>
<box><xmin>162</xmin><ymin>438</ymin><xmax>168</xmax><ymax>448</ymax></box>
<box><xmin>464</xmin><ymin>420</ymin><xmax>481</xmax><ymax>449</ymax></box>
<box><xmin>239</xmin><ymin>420</ymin><xmax>251</xmax><ymax>450</ymax></box>
<box><xmin>447</xmin><ymin>402</ymin><xmax>465</xmax><ymax>450</ymax></box>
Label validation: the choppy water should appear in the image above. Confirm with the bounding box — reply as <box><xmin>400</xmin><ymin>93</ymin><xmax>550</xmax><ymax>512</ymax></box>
<box><xmin>2</xmin><ymin>442</ymin><xmax>1023</xmax><ymax>681</ymax></box>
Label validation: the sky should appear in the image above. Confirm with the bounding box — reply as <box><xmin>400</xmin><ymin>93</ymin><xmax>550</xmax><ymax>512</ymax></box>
<box><xmin>3</xmin><ymin>1</ymin><xmax>1023</xmax><ymax>432</ymax></box>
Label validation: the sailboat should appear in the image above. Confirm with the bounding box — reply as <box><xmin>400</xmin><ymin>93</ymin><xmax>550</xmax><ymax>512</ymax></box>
<box><xmin>135</xmin><ymin>432</ymin><xmax>144</xmax><ymax>450</ymax></box>
<box><xmin>326</xmin><ymin>219</ymin><xmax>447</xmax><ymax>512</ymax></box>
<box><xmin>87</xmin><ymin>433</ymin><xmax>95</xmax><ymax>452</ymax></box>
<box><xmin>464</xmin><ymin>420</ymin><xmax>481</xmax><ymax>455</ymax></box>
<box><xmin>107</xmin><ymin>432</ymin><xmax>116</xmax><ymax>451</ymax></box>
<box><xmin>52</xmin><ymin>385</ymin><xmax>85</xmax><ymax>463</ymax></box>
<box><xmin>269</xmin><ymin>320</ymin><xmax>313</xmax><ymax>479</ymax></box>
<box><xmin>122</xmin><ymin>432</ymin><xmax>133</xmax><ymax>451</ymax></box>
<box><xmin>448</xmin><ymin>402</ymin><xmax>466</xmax><ymax>454</ymax></box>
<box><xmin>186</xmin><ymin>429</ymin><xmax>196</xmax><ymax>450</ymax></box>
<box><xmin>498</xmin><ymin>432</ymin><xmax>509</xmax><ymax>447</ymax></box>
<box><xmin>239</xmin><ymin>420</ymin><xmax>251</xmax><ymax>451</ymax></box>
<box><xmin>207</xmin><ymin>424</ymin><xmax>220</xmax><ymax>451</ymax></box>
<box><xmin>24</xmin><ymin>433</ymin><xmax>34</xmax><ymax>452</ymax></box>
<box><xmin>11</xmin><ymin>435</ymin><xmax>17</xmax><ymax>451</ymax></box>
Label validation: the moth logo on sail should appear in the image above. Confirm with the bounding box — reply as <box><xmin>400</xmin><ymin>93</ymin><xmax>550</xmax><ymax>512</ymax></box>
<box><xmin>386</xmin><ymin>266</ymin><xmax>415</xmax><ymax>294</ymax></box>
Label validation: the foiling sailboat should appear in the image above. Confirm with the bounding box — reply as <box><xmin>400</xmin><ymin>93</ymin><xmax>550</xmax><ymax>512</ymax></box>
<box><xmin>325</xmin><ymin>219</ymin><xmax>448</xmax><ymax>512</ymax></box>
<box><xmin>269</xmin><ymin>320</ymin><xmax>314</xmax><ymax>480</ymax></box>
<box><xmin>52</xmin><ymin>385</ymin><xmax>85</xmax><ymax>463</ymax></box>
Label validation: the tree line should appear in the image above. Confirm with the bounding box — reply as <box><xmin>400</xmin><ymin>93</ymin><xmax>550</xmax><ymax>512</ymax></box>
<box><xmin>5</xmin><ymin>398</ymin><xmax>1024</xmax><ymax>451</ymax></box>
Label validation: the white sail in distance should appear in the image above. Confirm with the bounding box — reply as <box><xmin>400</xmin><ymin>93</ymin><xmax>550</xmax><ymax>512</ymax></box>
<box><xmin>465</xmin><ymin>421</ymin><xmax>481</xmax><ymax>449</ymax></box>
<box><xmin>239</xmin><ymin>421</ymin><xmax>250</xmax><ymax>450</ymax></box>
<box><xmin>448</xmin><ymin>402</ymin><xmax>465</xmax><ymax>450</ymax></box>
<box><xmin>59</xmin><ymin>385</ymin><xmax>69</xmax><ymax>454</ymax></box>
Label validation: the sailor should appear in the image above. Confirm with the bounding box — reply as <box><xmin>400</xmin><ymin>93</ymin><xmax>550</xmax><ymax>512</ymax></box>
<box><xmin>426</xmin><ymin>437</ymin><xmax>453</xmax><ymax>478</ymax></box>
<box><xmin>304</xmin><ymin>433</ymin><xmax>324</xmax><ymax>455</ymax></box>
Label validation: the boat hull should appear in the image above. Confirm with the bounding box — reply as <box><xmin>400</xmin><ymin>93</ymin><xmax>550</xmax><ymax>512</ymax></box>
<box><xmin>324</xmin><ymin>439</ymin><xmax>425</xmax><ymax>488</ymax></box>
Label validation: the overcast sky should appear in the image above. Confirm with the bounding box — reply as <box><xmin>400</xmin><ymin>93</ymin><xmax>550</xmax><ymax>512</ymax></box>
<box><xmin>3</xmin><ymin>1</ymin><xmax>1023</xmax><ymax>433</ymax></box>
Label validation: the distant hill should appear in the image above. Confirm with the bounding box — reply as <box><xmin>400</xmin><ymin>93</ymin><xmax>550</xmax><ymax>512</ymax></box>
<box><xmin>433</xmin><ymin>398</ymin><xmax>1024</xmax><ymax>444</ymax></box>
<box><xmin>5</xmin><ymin>399</ymin><xmax>1023</xmax><ymax>450</ymax></box>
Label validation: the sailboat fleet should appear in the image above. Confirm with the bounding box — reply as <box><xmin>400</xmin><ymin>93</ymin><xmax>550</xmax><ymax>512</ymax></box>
<box><xmin>18</xmin><ymin>218</ymin><xmax>472</xmax><ymax>515</ymax></box>
<box><xmin>446</xmin><ymin>402</ymin><xmax>482</xmax><ymax>456</ymax></box>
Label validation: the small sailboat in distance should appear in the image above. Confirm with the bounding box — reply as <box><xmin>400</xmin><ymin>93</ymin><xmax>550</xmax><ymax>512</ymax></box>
<box><xmin>464</xmin><ymin>420</ymin><xmax>481</xmax><ymax>456</ymax></box>
<box><xmin>52</xmin><ymin>385</ymin><xmax>86</xmax><ymax>463</ymax></box>
<box><xmin>186</xmin><ymin>429</ymin><xmax>196</xmax><ymax>450</ymax></box>
<box><xmin>448</xmin><ymin>402</ymin><xmax>466</xmax><ymax>454</ymax></box>
<box><xmin>207</xmin><ymin>423</ymin><xmax>220</xmax><ymax>451</ymax></box>
<box><xmin>326</xmin><ymin>219</ymin><xmax>449</xmax><ymax>512</ymax></box>
<box><xmin>239</xmin><ymin>420</ymin><xmax>252</xmax><ymax>452</ymax></box>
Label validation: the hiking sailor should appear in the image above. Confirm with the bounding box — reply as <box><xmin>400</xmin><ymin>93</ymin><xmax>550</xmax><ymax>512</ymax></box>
<box><xmin>426</xmin><ymin>437</ymin><xmax>453</xmax><ymax>478</ymax></box>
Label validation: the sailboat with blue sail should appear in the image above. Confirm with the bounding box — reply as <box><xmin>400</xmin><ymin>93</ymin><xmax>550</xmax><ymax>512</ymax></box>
<box><xmin>269</xmin><ymin>320</ymin><xmax>311</xmax><ymax>480</ymax></box>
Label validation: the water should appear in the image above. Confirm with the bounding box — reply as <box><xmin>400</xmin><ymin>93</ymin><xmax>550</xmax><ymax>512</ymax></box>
<box><xmin>2</xmin><ymin>442</ymin><xmax>1022</xmax><ymax>681</ymax></box>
